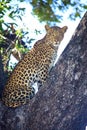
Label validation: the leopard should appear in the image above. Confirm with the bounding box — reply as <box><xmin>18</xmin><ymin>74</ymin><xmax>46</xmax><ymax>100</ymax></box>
<box><xmin>2</xmin><ymin>25</ymin><xmax>68</xmax><ymax>107</ymax></box>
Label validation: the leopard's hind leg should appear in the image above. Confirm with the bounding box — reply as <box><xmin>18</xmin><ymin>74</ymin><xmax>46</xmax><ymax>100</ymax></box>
<box><xmin>2</xmin><ymin>86</ymin><xmax>35</xmax><ymax>107</ymax></box>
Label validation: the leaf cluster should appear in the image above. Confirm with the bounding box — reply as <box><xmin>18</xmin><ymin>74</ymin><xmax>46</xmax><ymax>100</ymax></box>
<box><xmin>0</xmin><ymin>0</ymin><xmax>30</xmax><ymax>73</ymax></box>
<box><xmin>30</xmin><ymin>0</ymin><xmax>87</xmax><ymax>23</ymax></box>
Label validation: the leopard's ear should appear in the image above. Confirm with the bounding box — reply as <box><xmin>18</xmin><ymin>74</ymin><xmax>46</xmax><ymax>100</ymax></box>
<box><xmin>61</xmin><ymin>26</ymin><xmax>68</xmax><ymax>33</ymax></box>
<box><xmin>45</xmin><ymin>25</ymin><xmax>50</xmax><ymax>31</ymax></box>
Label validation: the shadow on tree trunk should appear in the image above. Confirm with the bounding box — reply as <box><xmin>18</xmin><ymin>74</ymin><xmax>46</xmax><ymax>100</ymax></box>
<box><xmin>0</xmin><ymin>12</ymin><xmax>87</xmax><ymax>130</ymax></box>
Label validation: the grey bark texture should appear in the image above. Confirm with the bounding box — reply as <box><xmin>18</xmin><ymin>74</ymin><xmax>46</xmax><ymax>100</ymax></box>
<box><xmin>0</xmin><ymin>54</ymin><xmax>6</xmax><ymax>98</ymax></box>
<box><xmin>0</xmin><ymin>12</ymin><xmax>87</xmax><ymax>130</ymax></box>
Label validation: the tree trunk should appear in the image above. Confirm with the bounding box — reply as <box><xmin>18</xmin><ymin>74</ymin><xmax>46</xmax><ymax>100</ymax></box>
<box><xmin>0</xmin><ymin>54</ymin><xmax>6</xmax><ymax>98</ymax></box>
<box><xmin>0</xmin><ymin>12</ymin><xmax>87</xmax><ymax>130</ymax></box>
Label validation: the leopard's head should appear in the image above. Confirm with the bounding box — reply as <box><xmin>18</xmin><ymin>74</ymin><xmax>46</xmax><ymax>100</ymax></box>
<box><xmin>45</xmin><ymin>25</ymin><xmax>68</xmax><ymax>47</ymax></box>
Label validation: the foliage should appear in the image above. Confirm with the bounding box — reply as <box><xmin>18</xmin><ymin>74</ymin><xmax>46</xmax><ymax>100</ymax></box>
<box><xmin>30</xmin><ymin>0</ymin><xmax>87</xmax><ymax>23</ymax></box>
<box><xmin>0</xmin><ymin>0</ymin><xmax>31</xmax><ymax>73</ymax></box>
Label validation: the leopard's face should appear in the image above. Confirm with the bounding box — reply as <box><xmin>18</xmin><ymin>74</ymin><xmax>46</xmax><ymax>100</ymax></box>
<box><xmin>45</xmin><ymin>25</ymin><xmax>68</xmax><ymax>47</ymax></box>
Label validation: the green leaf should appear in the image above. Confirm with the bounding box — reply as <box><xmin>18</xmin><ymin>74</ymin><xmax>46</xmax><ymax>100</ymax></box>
<box><xmin>19</xmin><ymin>7</ymin><xmax>25</xmax><ymax>11</ymax></box>
<box><xmin>28</xmin><ymin>38</ymin><xmax>35</xmax><ymax>44</ymax></box>
<box><xmin>75</xmin><ymin>12</ymin><xmax>80</xmax><ymax>17</ymax></box>
<box><xmin>8</xmin><ymin>11</ymin><xmax>14</xmax><ymax>18</ymax></box>
<box><xmin>83</xmin><ymin>5</ymin><xmax>87</xmax><ymax>9</ymax></box>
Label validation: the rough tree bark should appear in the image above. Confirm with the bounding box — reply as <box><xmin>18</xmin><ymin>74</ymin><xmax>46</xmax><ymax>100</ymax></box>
<box><xmin>0</xmin><ymin>12</ymin><xmax>87</xmax><ymax>130</ymax></box>
<box><xmin>0</xmin><ymin>54</ymin><xmax>6</xmax><ymax>98</ymax></box>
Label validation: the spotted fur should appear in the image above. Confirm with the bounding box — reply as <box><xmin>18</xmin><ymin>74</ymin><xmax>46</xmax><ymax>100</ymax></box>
<box><xmin>2</xmin><ymin>25</ymin><xmax>68</xmax><ymax>107</ymax></box>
